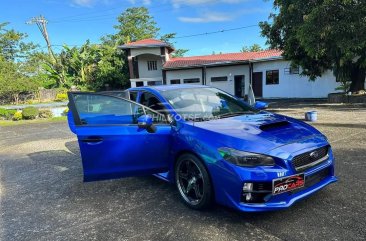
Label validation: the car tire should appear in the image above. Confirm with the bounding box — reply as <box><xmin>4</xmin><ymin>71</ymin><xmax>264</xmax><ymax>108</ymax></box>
<box><xmin>175</xmin><ymin>153</ymin><xmax>213</xmax><ymax>210</ymax></box>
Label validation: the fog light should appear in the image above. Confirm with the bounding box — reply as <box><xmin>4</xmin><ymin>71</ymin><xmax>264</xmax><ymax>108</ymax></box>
<box><xmin>245</xmin><ymin>193</ymin><xmax>252</xmax><ymax>201</ymax></box>
<box><xmin>243</xmin><ymin>182</ymin><xmax>253</xmax><ymax>192</ymax></box>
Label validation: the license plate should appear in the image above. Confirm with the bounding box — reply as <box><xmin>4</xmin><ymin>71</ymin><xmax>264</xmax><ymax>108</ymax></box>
<box><xmin>272</xmin><ymin>173</ymin><xmax>305</xmax><ymax>195</ymax></box>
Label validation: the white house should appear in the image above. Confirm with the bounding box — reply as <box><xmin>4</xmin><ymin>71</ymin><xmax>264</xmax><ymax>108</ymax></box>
<box><xmin>120</xmin><ymin>39</ymin><xmax>341</xmax><ymax>98</ymax></box>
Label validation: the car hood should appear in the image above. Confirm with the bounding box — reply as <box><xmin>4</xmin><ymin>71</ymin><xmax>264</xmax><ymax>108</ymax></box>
<box><xmin>191</xmin><ymin>112</ymin><xmax>325</xmax><ymax>154</ymax></box>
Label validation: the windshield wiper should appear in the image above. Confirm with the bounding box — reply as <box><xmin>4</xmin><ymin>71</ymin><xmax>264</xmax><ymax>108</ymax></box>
<box><xmin>217</xmin><ymin>111</ymin><xmax>253</xmax><ymax>118</ymax></box>
<box><xmin>185</xmin><ymin>116</ymin><xmax>207</xmax><ymax>122</ymax></box>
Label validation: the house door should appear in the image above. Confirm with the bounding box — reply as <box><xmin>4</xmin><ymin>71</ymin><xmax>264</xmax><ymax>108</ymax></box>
<box><xmin>234</xmin><ymin>75</ymin><xmax>245</xmax><ymax>97</ymax></box>
<box><xmin>252</xmin><ymin>72</ymin><xmax>263</xmax><ymax>97</ymax></box>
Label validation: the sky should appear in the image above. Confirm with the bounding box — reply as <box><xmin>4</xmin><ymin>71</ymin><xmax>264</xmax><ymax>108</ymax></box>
<box><xmin>1</xmin><ymin>0</ymin><xmax>275</xmax><ymax>56</ymax></box>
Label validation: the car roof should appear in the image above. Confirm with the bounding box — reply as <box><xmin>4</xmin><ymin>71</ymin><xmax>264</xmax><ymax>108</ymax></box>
<box><xmin>129</xmin><ymin>84</ymin><xmax>210</xmax><ymax>92</ymax></box>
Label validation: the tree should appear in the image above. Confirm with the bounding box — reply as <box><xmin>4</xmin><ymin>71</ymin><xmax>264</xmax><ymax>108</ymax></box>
<box><xmin>0</xmin><ymin>22</ymin><xmax>38</xmax><ymax>61</ymax></box>
<box><xmin>0</xmin><ymin>22</ymin><xmax>41</xmax><ymax>103</ymax></box>
<box><xmin>240</xmin><ymin>44</ymin><xmax>263</xmax><ymax>52</ymax></box>
<box><xmin>91</xmin><ymin>44</ymin><xmax>128</xmax><ymax>90</ymax></box>
<box><xmin>113</xmin><ymin>7</ymin><xmax>160</xmax><ymax>45</ymax></box>
<box><xmin>260</xmin><ymin>0</ymin><xmax>366</xmax><ymax>92</ymax></box>
<box><xmin>160</xmin><ymin>33</ymin><xmax>189</xmax><ymax>57</ymax></box>
<box><xmin>0</xmin><ymin>56</ymin><xmax>38</xmax><ymax>104</ymax></box>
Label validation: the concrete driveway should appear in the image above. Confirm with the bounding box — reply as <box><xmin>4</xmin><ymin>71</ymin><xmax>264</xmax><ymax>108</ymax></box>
<box><xmin>0</xmin><ymin>103</ymin><xmax>365</xmax><ymax>241</ymax></box>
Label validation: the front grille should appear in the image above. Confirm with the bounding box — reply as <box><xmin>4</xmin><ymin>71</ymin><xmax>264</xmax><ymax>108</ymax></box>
<box><xmin>291</xmin><ymin>167</ymin><xmax>330</xmax><ymax>194</ymax></box>
<box><xmin>292</xmin><ymin>146</ymin><xmax>329</xmax><ymax>172</ymax></box>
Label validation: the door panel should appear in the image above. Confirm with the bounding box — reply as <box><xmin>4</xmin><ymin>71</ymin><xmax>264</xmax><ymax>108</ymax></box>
<box><xmin>252</xmin><ymin>72</ymin><xmax>263</xmax><ymax>97</ymax></box>
<box><xmin>234</xmin><ymin>75</ymin><xmax>245</xmax><ymax>97</ymax></box>
<box><xmin>68</xmin><ymin>92</ymin><xmax>172</xmax><ymax>182</ymax></box>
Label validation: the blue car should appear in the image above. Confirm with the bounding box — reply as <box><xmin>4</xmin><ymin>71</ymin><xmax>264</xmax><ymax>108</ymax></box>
<box><xmin>67</xmin><ymin>85</ymin><xmax>337</xmax><ymax>212</ymax></box>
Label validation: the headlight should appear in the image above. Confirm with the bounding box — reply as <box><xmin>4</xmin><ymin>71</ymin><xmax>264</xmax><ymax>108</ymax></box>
<box><xmin>218</xmin><ymin>147</ymin><xmax>275</xmax><ymax>167</ymax></box>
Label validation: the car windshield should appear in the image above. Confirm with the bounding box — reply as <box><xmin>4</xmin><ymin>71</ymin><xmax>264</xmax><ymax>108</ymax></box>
<box><xmin>161</xmin><ymin>87</ymin><xmax>259</xmax><ymax>121</ymax></box>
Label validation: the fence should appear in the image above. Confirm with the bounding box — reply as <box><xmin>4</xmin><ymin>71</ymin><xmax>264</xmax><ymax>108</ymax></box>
<box><xmin>38</xmin><ymin>89</ymin><xmax>57</xmax><ymax>102</ymax></box>
<box><xmin>0</xmin><ymin>89</ymin><xmax>59</xmax><ymax>105</ymax></box>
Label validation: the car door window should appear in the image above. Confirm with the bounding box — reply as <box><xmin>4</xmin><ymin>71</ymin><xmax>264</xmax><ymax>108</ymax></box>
<box><xmin>70</xmin><ymin>93</ymin><xmax>168</xmax><ymax>125</ymax></box>
<box><xmin>129</xmin><ymin>91</ymin><xmax>138</xmax><ymax>101</ymax></box>
<box><xmin>140</xmin><ymin>92</ymin><xmax>166</xmax><ymax>112</ymax></box>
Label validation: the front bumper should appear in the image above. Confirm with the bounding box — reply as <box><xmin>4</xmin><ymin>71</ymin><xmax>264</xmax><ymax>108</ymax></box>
<box><xmin>211</xmin><ymin>148</ymin><xmax>337</xmax><ymax>212</ymax></box>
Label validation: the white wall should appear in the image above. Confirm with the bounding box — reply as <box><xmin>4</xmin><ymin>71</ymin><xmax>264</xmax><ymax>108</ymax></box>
<box><xmin>166</xmin><ymin>68</ymin><xmax>203</xmax><ymax>85</ymax></box>
<box><xmin>206</xmin><ymin>65</ymin><xmax>249</xmax><ymax>95</ymax></box>
<box><xmin>253</xmin><ymin>60</ymin><xmax>342</xmax><ymax>98</ymax></box>
<box><xmin>131</xmin><ymin>47</ymin><xmax>161</xmax><ymax>57</ymax></box>
<box><xmin>165</xmin><ymin>65</ymin><xmax>249</xmax><ymax>95</ymax></box>
<box><xmin>137</xmin><ymin>54</ymin><xmax>163</xmax><ymax>79</ymax></box>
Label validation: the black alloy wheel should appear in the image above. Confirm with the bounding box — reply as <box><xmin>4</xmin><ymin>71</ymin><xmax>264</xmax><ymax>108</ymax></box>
<box><xmin>175</xmin><ymin>153</ymin><xmax>213</xmax><ymax>209</ymax></box>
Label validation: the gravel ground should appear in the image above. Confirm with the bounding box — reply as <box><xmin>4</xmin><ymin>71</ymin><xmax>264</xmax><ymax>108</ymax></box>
<box><xmin>0</xmin><ymin>102</ymin><xmax>365</xmax><ymax>241</ymax></box>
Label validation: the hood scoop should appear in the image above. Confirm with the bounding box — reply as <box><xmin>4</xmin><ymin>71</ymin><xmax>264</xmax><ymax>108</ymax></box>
<box><xmin>259</xmin><ymin>121</ymin><xmax>290</xmax><ymax>131</ymax></box>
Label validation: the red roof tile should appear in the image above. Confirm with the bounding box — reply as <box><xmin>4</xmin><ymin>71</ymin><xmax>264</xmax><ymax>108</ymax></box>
<box><xmin>164</xmin><ymin>49</ymin><xmax>283</xmax><ymax>69</ymax></box>
<box><xmin>124</xmin><ymin>38</ymin><xmax>168</xmax><ymax>46</ymax></box>
<box><xmin>120</xmin><ymin>38</ymin><xmax>174</xmax><ymax>53</ymax></box>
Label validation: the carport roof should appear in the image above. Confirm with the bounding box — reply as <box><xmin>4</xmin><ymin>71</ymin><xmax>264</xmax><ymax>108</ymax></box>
<box><xmin>163</xmin><ymin>49</ymin><xmax>283</xmax><ymax>69</ymax></box>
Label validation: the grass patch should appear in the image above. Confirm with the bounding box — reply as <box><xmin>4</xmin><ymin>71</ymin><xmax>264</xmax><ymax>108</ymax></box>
<box><xmin>0</xmin><ymin>116</ymin><xmax>67</xmax><ymax>127</ymax></box>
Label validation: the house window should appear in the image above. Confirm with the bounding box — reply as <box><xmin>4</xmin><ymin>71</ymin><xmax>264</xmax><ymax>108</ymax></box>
<box><xmin>170</xmin><ymin>79</ymin><xmax>180</xmax><ymax>84</ymax></box>
<box><xmin>284</xmin><ymin>66</ymin><xmax>300</xmax><ymax>75</ymax></box>
<box><xmin>266</xmin><ymin>70</ymin><xmax>279</xmax><ymax>85</ymax></box>
<box><xmin>183</xmin><ymin>78</ymin><xmax>200</xmax><ymax>84</ymax></box>
<box><xmin>211</xmin><ymin>76</ymin><xmax>228</xmax><ymax>82</ymax></box>
<box><xmin>147</xmin><ymin>81</ymin><xmax>162</xmax><ymax>86</ymax></box>
<box><xmin>147</xmin><ymin>61</ymin><xmax>157</xmax><ymax>71</ymax></box>
<box><xmin>290</xmin><ymin>66</ymin><xmax>300</xmax><ymax>74</ymax></box>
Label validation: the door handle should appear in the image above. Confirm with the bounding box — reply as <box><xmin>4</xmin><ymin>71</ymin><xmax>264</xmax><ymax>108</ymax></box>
<box><xmin>81</xmin><ymin>137</ymin><xmax>103</xmax><ymax>143</ymax></box>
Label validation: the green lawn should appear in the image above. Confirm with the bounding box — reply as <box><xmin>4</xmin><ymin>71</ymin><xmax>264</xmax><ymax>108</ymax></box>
<box><xmin>0</xmin><ymin>116</ymin><xmax>67</xmax><ymax>126</ymax></box>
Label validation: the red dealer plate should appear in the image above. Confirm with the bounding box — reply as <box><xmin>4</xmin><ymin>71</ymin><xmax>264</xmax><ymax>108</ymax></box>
<box><xmin>272</xmin><ymin>173</ymin><xmax>305</xmax><ymax>195</ymax></box>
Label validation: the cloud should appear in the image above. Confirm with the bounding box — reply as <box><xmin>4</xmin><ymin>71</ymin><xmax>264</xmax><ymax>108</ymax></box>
<box><xmin>178</xmin><ymin>12</ymin><xmax>233</xmax><ymax>23</ymax></box>
<box><xmin>128</xmin><ymin>0</ymin><xmax>152</xmax><ymax>5</ymax></box>
<box><xmin>178</xmin><ymin>8</ymin><xmax>270</xmax><ymax>23</ymax></box>
<box><xmin>71</xmin><ymin>0</ymin><xmax>147</xmax><ymax>7</ymax></box>
<box><xmin>72</xmin><ymin>0</ymin><xmax>95</xmax><ymax>7</ymax></box>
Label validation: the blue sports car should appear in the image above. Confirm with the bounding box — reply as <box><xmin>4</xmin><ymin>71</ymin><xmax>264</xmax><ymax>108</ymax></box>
<box><xmin>67</xmin><ymin>85</ymin><xmax>337</xmax><ymax>212</ymax></box>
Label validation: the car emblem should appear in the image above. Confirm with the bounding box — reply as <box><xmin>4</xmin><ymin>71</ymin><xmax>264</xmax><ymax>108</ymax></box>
<box><xmin>309</xmin><ymin>151</ymin><xmax>319</xmax><ymax>159</ymax></box>
<box><xmin>277</xmin><ymin>172</ymin><xmax>286</xmax><ymax>177</ymax></box>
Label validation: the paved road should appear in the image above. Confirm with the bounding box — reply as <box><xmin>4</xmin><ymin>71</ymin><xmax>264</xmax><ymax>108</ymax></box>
<box><xmin>0</xmin><ymin>105</ymin><xmax>365</xmax><ymax>241</ymax></box>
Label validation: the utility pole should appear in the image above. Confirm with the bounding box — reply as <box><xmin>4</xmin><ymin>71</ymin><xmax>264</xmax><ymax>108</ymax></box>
<box><xmin>26</xmin><ymin>15</ymin><xmax>56</xmax><ymax>63</ymax></box>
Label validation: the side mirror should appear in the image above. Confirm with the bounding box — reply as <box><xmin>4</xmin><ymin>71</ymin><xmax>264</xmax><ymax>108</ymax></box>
<box><xmin>254</xmin><ymin>101</ymin><xmax>269</xmax><ymax>110</ymax></box>
<box><xmin>137</xmin><ymin>115</ymin><xmax>156</xmax><ymax>133</ymax></box>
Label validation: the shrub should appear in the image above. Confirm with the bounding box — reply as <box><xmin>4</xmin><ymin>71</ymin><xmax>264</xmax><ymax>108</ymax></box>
<box><xmin>0</xmin><ymin>108</ymin><xmax>17</xmax><ymax>120</ymax></box>
<box><xmin>12</xmin><ymin>111</ymin><xmax>22</xmax><ymax>121</ymax></box>
<box><xmin>55</xmin><ymin>93</ymin><xmax>68</xmax><ymax>102</ymax></box>
<box><xmin>39</xmin><ymin>109</ymin><xmax>53</xmax><ymax>118</ymax></box>
<box><xmin>7</xmin><ymin>109</ymin><xmax>17</xmax><ymax>116</ymax></box>
<box><xmin>0</xmin><ymin>108</ymin><xmax>7</xmax><ymax>119</ymax></box>
<box><xmin>22</xmin><ymin>107</ymin><xmax>39</xmax><ymax>120</ymax></box>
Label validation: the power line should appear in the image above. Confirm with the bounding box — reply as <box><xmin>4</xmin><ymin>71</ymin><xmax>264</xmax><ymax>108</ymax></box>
<box><xmin>41</xmin><ymin>23</ymin><xmax>259</xmax><ymax>48</ymax></box>
<box><xmin>175</xmin><ymin>24</ymin><xmax>258</xmax><ymax>39</ymax></box>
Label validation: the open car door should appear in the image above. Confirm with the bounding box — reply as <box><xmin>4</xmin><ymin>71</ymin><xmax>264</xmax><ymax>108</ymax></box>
<box><xmin>67</xmin><ymin>92</ymin><xmax>172</xmax><ymax>182</ymax></box>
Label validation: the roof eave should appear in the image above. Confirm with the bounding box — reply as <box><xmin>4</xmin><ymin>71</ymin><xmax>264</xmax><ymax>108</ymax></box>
<box><xmin>118</xmin><ymin>44</ymin><xmax>174</xmax><ymax>53</ymax></box>
<box><xmin>163</xmin><ymin>60</ymin><xmax>251</xmax><ymax>70</ymax></box>
<box><xmin>249</xmin><ymin>56</ymin><xmax>283</xmax><ymax>62</ymax></box>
